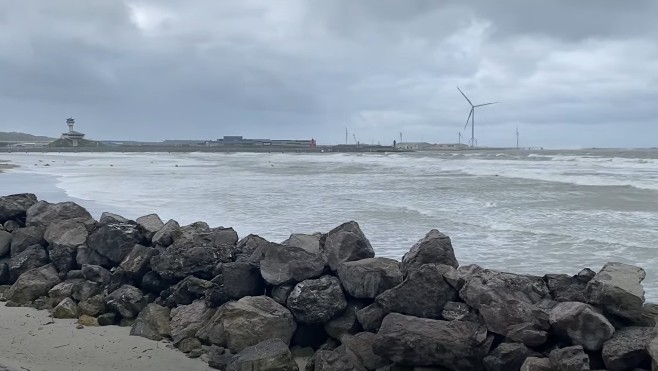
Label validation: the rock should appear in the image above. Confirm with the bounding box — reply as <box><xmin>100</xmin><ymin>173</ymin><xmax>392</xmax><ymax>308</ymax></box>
<box><xmin>44</xmin><ymin>218</ymin><xmax>91</xmax><ymax>273</ymax></box>
<box><xmin>226</xmin><ymin>338</ymin><xmax>299</xmax><ymax>371</ymax></box>
<box><xmin>357</xmin><ymin>303</ymin><xmax>387</xmax><ymax>333</ymax></box>
<box><xmin>31</xmin><ymin>296</ymin><xmax>57</xmax><ymax>310</ymax></box>
<box><xmin>376</xmin><ymin>264</ymin><xmax>458</xmax><ymax>319</ymax></box>
<box><xmin>119</xmin><ymin>244</ymin><xmax>156</xmax><ymax>279</ymax></box>
<box><xmin>235</xmin><ymin>234</ymin><xmax>270</xmax><ymax>257</ymax></box>
<box><xmin>79</xmin><ymin>294</ymin><xmax>106</xmax><ymax>316</ymax></box>
<box><xmin>549</xmin><ymin>301</ymin><xmax>615</xmax><ymax>351</ymax></box>
<box><xmin>648</xmin><ymin>332</ymin><xmax>658</xmax><ymax>371</ymax></box>
<box><xmin>99</xmin><ymin>212</ymin><xmax>131</xmax><ymax>224</ymax></box>
<box><xmin>72</xmin><ymin>280</ymin><xmax>103</xmax><ymax>302</ymax></box>
<box><xmin>586</xmin><ymin>262</ymin><xmax>646</xmax><ymax>321</ymax></box>
<box><xmin>98</xmin><ymin>312</ymin><xmax>117</xmax><ymax>326</ymax></box>
<box><xmin>282</xmin><ymin>233</ymin><xmax>321</xmax><ymax>254</ymax></box>
<box><xmin>170</xmin><ymin>222</ymin><xmax>238</xmax><ymax>249</ymax></box>
<box><xmin>520</xmin><ymin>357</ymin><xmax>552</xmax><ymax>371</ymax></box>
<box><xmin>259</xmin><ymin>243</ymin><xmax>325</xmax><ymax>286</ymax></box>
<box><xmin>506</xmin><ymin>322</ymin><xmax>550</xmax><ymax>348</ymax></box>
<box><xmin>26</xmin><ymin>201</ymin><xmax>92</xmax><ymax>227</ymax></box>
<box><xmin>170</xmin><ymin>300</ymin><xmax>217</xmax><ymax>345</ymax></box>
<box><xmin>324</xmin><ymin>301</ymin><xmax>364</xmax><ymax>340</ymax></box>
<box><xmin>66</xmin><ymin>270</ymin><xmax>83</xmax><ymax>279</ymax></box>
<box><xmin>0</xmin><ymin>193</ymin><xmax>38</xmax><ymax>223</ymax></box>
<box><xmin>545</xmin><ymin>273</ymin><xmax>589</xmax><ymax>302</ymax></box>
<box><xmin>78</xmin><ymin>314</ymin><xmax>99</xmax><ymax>327</ymax></box>
<box><xmin>151</xmin><ymin>219</ymin><xmax>180</xmax><ymax>247</ymax></box>
<box><xmin>548</xmin><ymin>345</ymin><xmax>590</xmax><ymax>371</ymax></box>
<box><xmin>53</xmin><ymin>297</ymin><xmax>79</xmax><ymax>318</ymax></box>
<box><xmin>4</xmin><ymin>264</ymin><xmax>60</xmax><ymax>304</ymax></box>
<box><xmin>442</xmin><ymin>301</ymin><xmax>480</xmax><ymax>322</ymax></box>
<box><xmin>186</xmin><ymin>348</ymin><xmax>204</xmax><ymax>359</ymax></box>
<box><xmin>130</xmin><ymin>303</ymin><xmax>171</xmax><ymax>341</ymax></box>
<box><xmin>76</xmin><ymin>246</ymin><xmax>113</xmax><ymax>268</ymax></box>
<box><xmin>87</xmin><ymin>222</ymin><xmax>146</xmax><ymax>264</ymax></box>
<box><xmin>136</xmin><ymin>214</ymin><xmax>164</xmax><ymax>241</ymax></box>
<box><xmin>602</xmin><ymin>327</ymin><xmax>654</xmax><ymax>371</ymax></box>
<box><xmin>105</xmin><ymin>284</ymin><xmax>146</xmax><ymax>319</ymax></box>
<box><xmin>178</xmin><ymin>337</ymin><xmax>202</xmax><ymax>353</ymax></box>
<box><xmin>9</xmin><ymin>244</ymin><xmax>49</xmax><ymax>281</ymax></box>
<box><xmin>150</xmin><ymin>244</ymin><xmax>232</xmax><ymax>281</ymax></box>
<box><xmin>337</xmin><ymin>258</ymin><xmax>402</xmax><ymax>299</ymax></box>
<box><xmin>48</xmin><ymin>279</ymin><xmax>81</xmax><ymax>302</ymax></box>
<box><xmin>483</xmin><ymin>342</ymin><xmax>531</xmax><ymax>371</ymax></box>
<box><xmin>270</xmin><ymin>283</ymin><xmax>294</xmax><ymax>306</ymax></box>
<box><xmin>309</xmin><ymin>349</ymin><xmax>366</xmax><ymax>371</ymax></box>
<box><xmin>163</xmin><ymin>276</ymin><xmax>214</xmax><ymax>307</ymax></box>
<box><xmin>140</xmin><ymin>271</ymin><xmax>170</xmax><ymax>294</ymax></box>
<box><xmin>204</xmin><ymin>261</ymin><xmax>265</xmax><ymax>307</ymax></box>
<box><xmin>208</xmin><ymin>345</ymin><xmax>233</xmax><ymax>370</ymax></box>
<box><xmin>196</xmin><ymin>296</ymin><xmax>296</xmax><ymax>353</ymax></box>
<box><xmin>321</xmin><ymin>221</ymin><xmax>374</xmax><ymax>271</ymax></box>
<box><xmin>400</xmin><ymin>229</ymin><xmax>459</xmax><ymax>275</ymax></box>
<box><xmin>373</xmin><ymin>313</ymin><xmax>492</xmax><ymax>370</ymax></box>
<box><xmin>0</xmin><ymin>230</ymin><xmax>11</xmax><ymax>257</ymax></box>
<box><xmin>0</xmin><ymin>262</ymin><xmax>8</xmax><ymax>285</ymax></box>
<box><xmin>4</xmin><ymin>220</ymin><xmax>21</xmax><ymax>233</ymax></box>
<box><xmin>340</xmin><ymin>332</ymin><xmax>388</xmax><ymax>370</ymax></box>
<box><xmin>287</xmin><ymin>275</ymin><xmax>347</xmax><ymax>324</ymax></box>
<box><xmin>10</xmin><ymin>226</ymin><xmax>45</xmax><ymax>256</ymax></box>
<box><xmin>81</xmin><ymin>264</ymin><xmax>111</xmax><ymax>285</ymax></box>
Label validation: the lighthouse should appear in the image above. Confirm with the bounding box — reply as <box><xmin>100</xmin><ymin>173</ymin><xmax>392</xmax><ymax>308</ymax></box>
<box><xmin>61</xmin><ymin>117</ymin><xmax>86</xmax><ymax>146</ymax></box>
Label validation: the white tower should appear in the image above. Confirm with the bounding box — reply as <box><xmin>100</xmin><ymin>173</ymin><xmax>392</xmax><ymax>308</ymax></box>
<box><xmin>67</xmin><ymin>117</ymin><xmax>75</xmax><ymax>133</ymax></box>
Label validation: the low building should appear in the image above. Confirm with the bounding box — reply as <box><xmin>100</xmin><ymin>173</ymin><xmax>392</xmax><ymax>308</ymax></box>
<box><xmin>208</xmin><ymin>136</ymin><xmax>315</xmax><ymax>148</ymax></box>
<box><xmin>60</xmin><ymin>118</ymin><xmax>86</xmax><ymax>147</ymax></box>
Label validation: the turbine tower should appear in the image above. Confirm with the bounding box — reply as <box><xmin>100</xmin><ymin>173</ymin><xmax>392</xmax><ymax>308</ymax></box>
<box><xmin>457</xmin><ymin>87</ymin><xmax>498</xmax><ymax>147</ymax></box>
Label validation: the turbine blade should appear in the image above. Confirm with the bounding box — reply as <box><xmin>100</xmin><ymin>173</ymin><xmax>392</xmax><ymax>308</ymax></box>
<box><xmin>457</xmin><ymin>87</ymin><xmax>473</xmax><ymax>106</ymax></box>
<box><xmin>464</xmin><ymin>108</ymin><xmax>473</xmax><ymax>129</ymax></box>
<box><xmin>475</xmin><ymin>102</ymin><xmax>499</xmax><ymax>107</ymax></box>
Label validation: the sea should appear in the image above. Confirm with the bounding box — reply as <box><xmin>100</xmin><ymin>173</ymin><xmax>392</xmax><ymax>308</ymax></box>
<box><xmin>2</xmin><ymin>149</ymin><xmax>658</xmax><ymax>301</ymax></box>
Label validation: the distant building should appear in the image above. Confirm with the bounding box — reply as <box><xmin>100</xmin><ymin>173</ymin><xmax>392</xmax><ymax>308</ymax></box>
<box><xmin>207</xmin><ymin>136</ymin><xmax>315</xmax><ymax>148</ymax></box>
<box><xmin>395</xmin><ymin>142</ymin><xmax>469</xmax><ymax>150</ymax></box>
<box><xmin>61</xmin><ymin>118</ymin><xmax>86</xmax><ymax>147</ymax></box>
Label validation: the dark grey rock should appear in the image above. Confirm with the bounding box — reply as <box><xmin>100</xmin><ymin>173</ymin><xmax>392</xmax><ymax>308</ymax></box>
<box><xmin>204</xmin><ymin>261</ymin><xmax>265</xmax><ymax>308</ymax></box>
<box><xmin>308</xmin><ymin>349</ymin><xmax>366</xmax><ymax>371</ymax></box>
<box><xmin>108</xmin><ymin>267</ymin><xmax>133</xmax><ymax>293</ymax></box>
<box><xmin>170</xmin><ymin>300</ymin><xmax>217</xmax><ymax>345</ymax></box>
<box><xmin>0</xmin><ymin>262</ymin><xmax>8</xmax><ymax>285</ymax></box>
<box><xmin>357</xmin><ymin>303</ymin><xmax>387</xmax><ymax>333</ymax></box>
<box><xmin>196</xmin><ymin>296</ymin><xmax>296</xmax><ymax>353</ymax></box>
<box><xmin>3</xmin><ymin>220</ymin><xmax>20</xmax><ymax>233</ymax></box>
<box><xmin>340</xmin><ymin>332</ymin><xmax>388</xmax><ymax>370</ymax></box>
<box><xmin>373</xmin><ymin>313</ymin><xmax>493</xmax><ymax>371</ymax></box>
<box><xmin>140</xmin><ymin>271</ymin><xmax>170</xmax><ymax>295</ymax></box>
<box><xmin>136</xmin><ymin>214</ymin><xmax>164</xmax><ymax>241</ymax></box>
<box><xmin>226</xmin><ymin>338</ymin><xmax>299</xmax><ymax>371</ymax></box>
<box><xmin>48</xmin><ymin>279</ymin><xmax>82</xmax><ymax>302</ymax></box>
<box><xmin>483</xmin><ymin>342</ymin><xmax>530</xmax><ymax>371</ymax></box>
<box><xmin>170</xmin><ymin>222</ymin><xmax>238</xmax><ymax>250</ymax></box>
<box><xmin>150</xmin><ymin>244</ymin><xmax>233</xmax><ymax>281</ymax></box>
<box><xmin>9</xmin><ymin>244</ymin><xmax>49</xmax><ymax>281</ymax></box>
<box><xmin>81</xmin><ymin>264</ymin><xmax>111</xmax><ymax>285</ymax></box>
<box><xmin>66</xmin><ymin>270</ymin><xmax>83</xmax><ymax>279</ymax></box>
<box><xmin>324</xmin><ymin>300</ymin><xmax>364</xmax><ymax>340</ymax></box>
<box><xmin>548</xmin><ymin>345</ymin><xmax>590</xmax><ymax>371</ymax></box>
<box><xmin>549</xmin><ymin>301</ymin><xmax>615</xmax><ymax>351</ymax></box>
<box><xmin>105</xmin><ymin>284</ymin><xmax>146</xmax><ymax>319</ymax></box>
<box><xmin>99</xmin><ymin>212</ymin><xmax>131</xmax><ymax>224</ymax></box>
<box><xmin>0</xmin><ymin>193</ymin><xmax>38</xmax><ymax>223</ymax></box>
<box><xmin>520</xmin><ymin>357</ymin><xmax>552</xmax><ymax>371</ymax></box>
<box><xmin>282</xmin><ymin>233</ymin><xmax>321</xmax><ymax>254</ymax></box>
<box><xmin>119</xmin><ymin>244</ymin><xmax>156</xmax><ymax>279</ymax></box>
<box><xmin>270</xmin><ymin>283</ymin><xmax>295</xmax><ymax>306</ymax></box>
<box><xmin>259</xmin><ymin>243</ymin><xmax>325</xmax><ymax>286</ymax></box>
<box><xmin>151</xmin><ymin>219</ymin><xmax>180</xmax><ymax>247</ymax></box>
<box><xmin>130</xmin><ymin>303</ymin><xmax>171</xmax><ymax>341</ymax></box>
<box><xmin>545</xmin><ymin>273</ymin><xmax>589</xmax><ymax>303</ymax></box>
<box><xmin>76</xmin><ymin>246</ymin><xmax>112</xmax><ymax>268</ymax></box>
<box><xmin>287</xmin><ymin>275</ymin><xmax>347</xmax><ymax>324</ymax></box>
<box><xmin>321</xmin><ymin>221</ymin><xmax>374</xmax><ymax>271</ymax></box>
<box><xmin>44</xmin><ymin>218</ymin><xmax>91</xmax><ymax>273</ymax></box>
<box><xmin>26</xmin><ymin>200</ymin><xmax>92</xmax><ymax>227</ymax></box>
<box><xmin>602</xmin><ymin>327</ymin><xmax>654</xmax><ymax>371</ymax></box>
<box><xmin>235</xmin><ymin>234</ymin><xmax>271</xmax><ymax>257</ymax></box>
<box><xmin>442</xmin><ymin>301</ymin><xmax>479</xmax><ymax>322</ymax></box>
<box><xmin>208</xmin><ymin>345</ymin><xmax>232</xmax><ymax>370</ymax></box>
<box><xmin>0</xmin><ymin>230</ymin><xmax>11</xmax><ymax>257</ymax></box>
<box><xmin>53</xmin><ymin>297</ymin><xmax>79</xmax><ymax>319</ymax></box>
<box><xmin>4</xmin><ymin>264</ymin><xmax>61</xmax><ymax>304</ymax></box>
<box><xmin>10</xmin><ymin>226</ymin><xmax>45</xmax><ymax>256</ymax></box>
<box><xmin>177</xmin><ymin>337</ymin><xmax>202</xmax><ymax>353</ymax></box>
<box><xmin>98</xmin><ymin>312</ymin><xmax>117</xmax><ymax>326</ymax></box>
<box><xmin>337</xmin><ymin>258</ymin><xmax>402</xmax><ymax>299</ymax></box>
<box><xmin>72</xmin><ymin>280</ymin><xmax>103</xmax><ymax>302</ymax></box>
<box><xmin>87</xmin><ymin>222</ymin><xmax>146</xmax><ymax>264</ymax></box>
<box><xmin>162</xmin><ymin>275</ymin><xmax>214</xmax><ymax>307</ymax></box>
<box><xmin>586</xmin><ymin>262</ymin><xmax>646</xmax><ymax>322</ymax></box>
<box><xmin>400</xmin><ymin>229</ymin><xmax>459</xmax><ymax>276</ymax></box>
<box><xmin>376</xmin><ymin>264</ymin><xmax>458</xmax><ymax>320</ymax></box>
<box><xmin>79</xmin><ymin>294</ymin><xmax>106</xmax><ymax>316</ymax></box>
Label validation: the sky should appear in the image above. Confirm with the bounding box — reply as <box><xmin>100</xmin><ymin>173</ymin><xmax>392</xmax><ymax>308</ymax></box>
<box><xmin>1</xmin><ymin>1</ymin><xmax>658</xmax><ymax>148</ymax></box>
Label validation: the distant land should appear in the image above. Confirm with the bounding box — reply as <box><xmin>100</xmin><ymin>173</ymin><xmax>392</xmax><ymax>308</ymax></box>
<box><xmin>0</xmin><ymin>131</ymin><xmax>55</xmax><ymax>142</ymax></box>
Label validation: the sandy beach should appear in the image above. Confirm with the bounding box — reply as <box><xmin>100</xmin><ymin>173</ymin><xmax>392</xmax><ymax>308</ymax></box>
<box><xmin>0</xmin><ymin>303</ymin><xmax>212</xmax><ymax>371</ymax></box>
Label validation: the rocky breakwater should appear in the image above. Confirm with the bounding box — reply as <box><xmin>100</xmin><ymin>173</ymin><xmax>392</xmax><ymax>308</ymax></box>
<box><xmin>1</xmin><ymin>193</ymin><xmax>658</xmax><ymax>371</ymax></box>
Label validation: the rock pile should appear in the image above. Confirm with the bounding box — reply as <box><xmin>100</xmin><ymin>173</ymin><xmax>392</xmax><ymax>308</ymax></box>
<box><xmin>1</xmin><ymin>193</ymin><xmax>658</xmax><ymax>371</ymax></box>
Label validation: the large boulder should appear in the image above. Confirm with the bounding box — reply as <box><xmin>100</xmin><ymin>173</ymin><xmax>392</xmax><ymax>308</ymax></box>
<box><xmin>87</xmin><ymin>222</ymin><xmax>146</xmax><ymax>264</ymax></box>
<box><xmin>544</xmin><ymin>269</ymin><xmax>594</xmax><ymax>303</ymax></box>
<box><xmin>170</xmin><ymin>300</ymin><xmax>216</xmax><ymax>345</ymax></box>
<box><xmin>81</xmin><ymin>264</ymin><xmax>111</xmax><ymax>285</ymax></box>
<box><xmin>337</xmin><ymin>258</ymin><xmax>402</xmax><ymax>299</ymax></box>
<box><xmin>78</xmin><ymin>294</ymin><xmax>106</xmax><ymax>316</ymax></box>
<box><xmin>376</xmin><ymin>264</ymin><xmax>458</xmax><ymax>319</ymax></box>
<box><xmin>150</xmin><ymin>244</ymin><xmax>232</xmax><ymax>281</ymax></box>
<box><xmin>548</xmin><ymin>345</ymin><xmax>589</xmax><ymax>371</ymax></box>
<box><xmin>170</xmin><ymin>222</ymin><xmax>238</xmax><ymax>249</ymax></box>
<box><xmin>282</xmin><ymin>233</ymin><xmax>321</xmax><ymax>254</ymax></box>
<box><xmin>130</xmin><ymin>303</ymin><xmax>172</xmax><ymax>341</ymax></box>
<box><xmin>373</xmin><ymin>313</ymin><xmax>492</xmax><ymax>370</ymax></box>
<box><xmin>549</xmin><ymin>301</ymin><xmax>615</xmax><ymax>351</ymax></box>
<box><xmin>53</xmin><ymin>297</ymin><xmax>79</xmax><ymax>319</ymax></box>
<box><xmin>321</xmin><ymin>221</ymin><xmax>374</xmax><ymax>271</ymax></box>
<box><xmin>400</xmin><ymin>229</ymin><xmax>459</xmax><ymax>275</ymax></box>
<box><xmin>4</xmin><ymin>264</ymin><xmax>61</xmax><ymax>304</ymax></box>
<box><xmin>339</xmin><ymin>332</ymin><xmax>388</xmax><ymax>370</ymax></box>
<box><xmin>235</xmin><ymin>234</ymin><xmax>270</xmax><ymax>257</ymax></box>
<box><xmin>72</xmin><ymin>280</ymin><xmax>103</xmax><ymax>302</ymax></box>
<box><xmin>105</xmin><ymin>284</ymin><xmax>146</xmax><ymax>319</ymax></box>
<box><xmin>76</xmin><ymin>246</ymin><xmax>112</xmax><ymax>267</ymax></box>
<box><xmin>586</xmin><ymin>262</ymin><xmax>646</xmax><ymax>321</ymax></box>
<box><xmin>602</xmin><ymin>326</ymin><xmax>654</xmax><ymax>371</ymax></box>
<box><xmin>483</xmin><ymin>342</ymin><xmax>531</xmax><ymax>371</ymax></box>
<box><xmin>151</xmin><ymin>219</ymin><xmax>180</xmax><ymax>247</ymax></box>
<box><xmin>204</xmin><ymin>261</ymin><xmax>265</xmax><ymax>307</ymax></box>
<box><xmin>442</xmin><ymin>301</ymin><xmax>480</xmax><ymax>322</ymax></box>
<box><xmin>26</xmin><ymin>201</ymin><xmax>92</xmax><ymax>227</ymax></box>
<box><xmin>10</xmin><ymin>226</ymin><xmax>45</xmax><ymax>256</ymax></box>
<box><xmin>226</xmin><ymin>339</ymin><xmax>299</xmax><ymax>371</ymax></box>
<box><xmin>99</xmin><ymin>212</ymin><xmax>131</xmax><ymax>224</ymax></box>
<box><xmin>0</xmin><ymin>230</ymin><xmax>12</xmax><ymax>257</ymax></box>
<box><xmin>259</xmin><ymin>243</ymin><xmax>325</xmax><ymax>285</ymax></box>
<box><xmin>324</xmin><ymin>301</ymin><xmax>364</xmax><ymax>340</ymax></box>
<box><xmin>119</xmin><ymin>244</ymin><xmax>156</xmax><ymax>279</ymax></box>
<box><xmin>356</xmin><ymin>303</ymin><xmax>387</xmax><ymax>333</ymax></box>
<box><xmin>9</xmin><ymin>244</ymin><xmax>49</xmax><ymax>281</ymax></box>
<box><xmin>44</xmin><ymin>218</ymin><xmax>91</xmax><ymax>273</ymax></box>
<box><xmin>136</xmin><ymin>214</ymin><xmax>164</xmax><ymax>241</ymax></box>
<box><xmin>287</xmin><ymin>275</ymin><xmax>347</xmax><ymax>324</ymax></box>
<box><xmin>520</xmin><ymin>357</ymin><xmax>553</xmax><ymax>371</ymax></box>
<box><xmin>48</xmin><ymin>279</ymin><xmax>82</xmax><ymax>302</ymax></box>
<box><xmin>648</xmin><ymin>332</ymin><xmax>658</xmax><ymax>371</ymax></box>
<box><xmin>196</xmin><ymin>296</ymin><xmax>297</xmax><ymax>353</ymax></box>
<box><xmin>162</xmin><ymin>276</ymin><xmax>214</xmax><ymax>307</ymax></box>
<box><xmin>140</xmin><ymin>271</ymin><xmax>171</xmax><ymax>295</ymax></box>
<box><xmin>0</xmin><ymin>193</ymin><xmax>38</xmax><ymax>223</ymax></box>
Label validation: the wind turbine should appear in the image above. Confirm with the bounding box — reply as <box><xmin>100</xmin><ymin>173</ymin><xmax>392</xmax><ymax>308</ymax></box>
<box><xmin>457</xmin><ymin>87</ymin><xmax>498</xmax><ymax>147</ymax></box>
<box><xmin>516</xmin><ymin>126</ymin><xmax>519</xmax><ymax>149</ymax></box>
<box><xmin>458</xmin><ymin>132</ymin><xmax>463</xmax><ymax>145</ymax></box>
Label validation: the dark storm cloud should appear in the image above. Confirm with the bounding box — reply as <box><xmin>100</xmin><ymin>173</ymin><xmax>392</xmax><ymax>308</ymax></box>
<box><xmin>1</xmin><ymin>0</ymin><xmax>657</xmax><ymax>147</ymax></box>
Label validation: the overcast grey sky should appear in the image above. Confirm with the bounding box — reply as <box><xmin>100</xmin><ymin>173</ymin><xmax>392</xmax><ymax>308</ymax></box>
<box><xmin>1</xmin><ymin>1</ymin><xmax>657</xmax><ymax>148</ymax></box>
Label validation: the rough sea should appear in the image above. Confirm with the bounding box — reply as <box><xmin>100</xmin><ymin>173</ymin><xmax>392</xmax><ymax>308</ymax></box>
<box><xmin>2</xmin><ymin>149</ymin><xmax>658</xmax><ymax>301</ymax></box>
